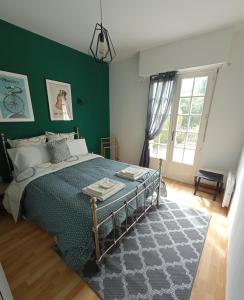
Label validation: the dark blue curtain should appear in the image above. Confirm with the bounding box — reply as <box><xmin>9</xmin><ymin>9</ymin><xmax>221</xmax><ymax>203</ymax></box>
<box><xmin>139</xmin><ymin>71</ymin><xmax>177</xmax><ymax>167</ymax></box>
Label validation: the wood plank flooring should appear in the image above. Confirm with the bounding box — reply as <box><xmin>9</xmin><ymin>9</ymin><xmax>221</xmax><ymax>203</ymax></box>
<box><xmin>0</xmin><ymin>179</ymin><xmax>227</xmax><ymax>300</ymax></box>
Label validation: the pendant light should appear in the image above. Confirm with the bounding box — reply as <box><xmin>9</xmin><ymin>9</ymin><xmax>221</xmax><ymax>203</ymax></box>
<box><xmin>89</xmin><ymin>0</ymin><xmax>116</xmax><ymax>63</ymax></box>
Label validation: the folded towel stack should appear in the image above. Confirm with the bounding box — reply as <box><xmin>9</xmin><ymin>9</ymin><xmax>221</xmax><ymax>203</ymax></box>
<box><xmin>82</xmin><ymin>178</ymin><xmax>125</xmax><ymax>201</ymax></box>
<box><xmin>116</xmin><ymin>166</ymin><xmax>148</xmax><ymax>180</ymax></box>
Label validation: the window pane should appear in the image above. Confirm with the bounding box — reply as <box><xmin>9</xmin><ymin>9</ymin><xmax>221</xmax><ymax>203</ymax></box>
<box><xmin>173</xmin><ymin>148</ymin><xmax>184</xmax><ymax>163</ymax></box>
<box><xmin>159</xmin><ymin>130</ymin><xmax>169</xmax><ymax>144</ymax></box>
<box><xmin>149</xmin><ymin>143</ymin><xmax>158</xmax><ymax>157</ymax></box>
<box><xmin>191</xmin><ymin>97</ymin><xmax>204</xmax><ymax>114</ymax></box>
<box><xmin>189</xmin><ymin>115</ymin><xmax>201</xmax><ymax>132</ymax></box>
<box><xmin>186</xmin><ymin>133</ymin><xmax>198</xmax><ymax>149</ymax></box>
<box><xmin>175</xmin><ymin>132</ymin><xmax>186</xmax><ymax>148</ymax></box>
<box><xmin>162</xmin><ymin>115</ymin><xmax>170</xmax><ymax>130</ymax></box>
<box><xmin>193</xmin><ymin>76</ymin><xmax>208</xmax><ymax>96</ymax></box>
<box><xmin>180</xmin><ymin>78</ymin><xmax>194</xmax><ymax>97</ymax></box>
<box><xmin>178</xmin><ymin>98</ymin><xmax>191</xmax><ymax>115</ymax></box>
<box><xmin>183</xmin><ymin>149</ymin><xmax>195</xmax><ymax>165</ymax></box>
<box><xmin>177</xmin><ymin>115</ymin><xmax>189</xmax><ymax>131</ymax></box>
<box><xmin>152</xmin><ymin>135</ymin><xmax>159</xmax><ymax>144</ymax></box>
<box><xmin>158</xmin><ymin>145</ymin><xmax>167</xmax><ymax>160</ymax></box>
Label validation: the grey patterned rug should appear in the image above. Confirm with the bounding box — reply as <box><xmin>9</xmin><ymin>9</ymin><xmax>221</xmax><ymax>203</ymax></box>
<box><xmin>81</xmin><ymin>199</ymin><xmax>211</xmax><ymax>300</ymax></box>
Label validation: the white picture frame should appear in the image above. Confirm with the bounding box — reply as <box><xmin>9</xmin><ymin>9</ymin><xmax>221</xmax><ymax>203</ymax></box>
<box><xmin>0</xmin><ymin>70</ymin><xmax>34</xmax><ymax>122</ymax></box>
<box><xmin>46</xmin><ymin>79</ymin><xmax>73</xmax><ymax>121</ymax></box>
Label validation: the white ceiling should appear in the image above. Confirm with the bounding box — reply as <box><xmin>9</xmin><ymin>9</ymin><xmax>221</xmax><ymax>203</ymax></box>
<box><xmin>1</xmin><ymin>0</ymin><xmax>244</xmax><ymax>61</ymax></box>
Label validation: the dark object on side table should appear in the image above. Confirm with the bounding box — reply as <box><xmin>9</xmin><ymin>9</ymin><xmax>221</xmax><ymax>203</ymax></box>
<box><xmin>194</xmin><ymin>169</ymin><xmax>224</xmax><ymax>200</ymax></box>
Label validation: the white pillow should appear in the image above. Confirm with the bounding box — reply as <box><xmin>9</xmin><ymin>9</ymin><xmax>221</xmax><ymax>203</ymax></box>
<box><xmin>67</xmin><ymin>139</ymin><xmax>88</xmax><ymax>156</ymax></box>
<box><xmin>7</xmin><ymin>135</ymin><xmax>46</xmax><ymax>148</ymax></box>
<box><xmin>7</xmin><ymin>144</ymin><xmax>51</xmax><ymax>175</ymax></box>
<box><xmin>46</xmin><ymin>131</ymin><xmax>75</xmax><ymax>141</ymax></box>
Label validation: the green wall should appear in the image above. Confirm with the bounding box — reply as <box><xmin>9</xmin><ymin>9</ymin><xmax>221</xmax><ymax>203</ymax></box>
<box><xmin>0</xmin><ymin>20</ymin><xmax>109</xmax><ymax>180</ymax></box>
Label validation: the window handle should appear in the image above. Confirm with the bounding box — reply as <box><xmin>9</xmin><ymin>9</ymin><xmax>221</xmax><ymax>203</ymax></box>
<box><xmin>171</xmin><ymin>130</ymin><xmax>175</xmax><ymax>141</ymax></box>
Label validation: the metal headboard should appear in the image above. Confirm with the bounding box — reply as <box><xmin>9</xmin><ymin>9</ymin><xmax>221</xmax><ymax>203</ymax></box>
<box><xmin>0</xmin><ymin>127</ymin><xmax>81</xmax><ymax>182</ymax></box>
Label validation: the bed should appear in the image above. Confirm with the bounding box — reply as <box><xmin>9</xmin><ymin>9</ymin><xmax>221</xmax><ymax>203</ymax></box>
<box><xmin>1</xmin><ymin>131</ymin><xmax>166</xmax><ymax>271</ymax></box>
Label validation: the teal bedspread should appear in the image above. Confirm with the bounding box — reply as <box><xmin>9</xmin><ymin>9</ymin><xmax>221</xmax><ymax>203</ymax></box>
<box><xmin>22</xmin><ymin>158</ymin><xmax>164</xmax><ymax>271</ymax></box>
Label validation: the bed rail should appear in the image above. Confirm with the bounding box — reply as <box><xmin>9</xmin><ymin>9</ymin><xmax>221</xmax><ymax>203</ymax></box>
<box><xmin>91</xmin><ymin>159</ymin><xmax>163</xmax><ymax>265</ymax></box>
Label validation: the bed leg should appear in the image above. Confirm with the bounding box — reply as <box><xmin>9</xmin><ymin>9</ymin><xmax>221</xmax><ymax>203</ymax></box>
<box><xmin>91</xmin><ymin>197</ymin><xmax>101</xmax><ymax>264</ymax></box>
<box><xmin>156</xmin><ymin>159</ymin><xmax>163</xmax><ymax>207</ymax></box>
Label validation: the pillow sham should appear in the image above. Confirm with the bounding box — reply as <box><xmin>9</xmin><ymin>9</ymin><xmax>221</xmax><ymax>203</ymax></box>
<box><xmin>46</xmin><ymin>131</ymin><xmax>75</xmax><ymax>142</ymax></box>
<box><xmin>7</xmin><ymin>135</ymin><xmax>46</xmax><ymax>148</ymax></box>
<box><xmin>7</xmin><ymin>144</ymin><xmax>51</xmax><ymax>175</ymax></box>
<box><xmin>47</xmin><ymin>139</ymin><xmax>71</xmax><ymax>164</ymax></box>
<box><xmin>67</xmin><ymin>139</ymin><xmax>88</xmax><ymax>156</ymax></box>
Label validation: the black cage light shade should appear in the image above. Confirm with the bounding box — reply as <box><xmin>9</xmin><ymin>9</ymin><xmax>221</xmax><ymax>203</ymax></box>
<box><xmin>89</xmin><ymin>22</ymin><xmax>116</xmax><ymax>63</ymax></box>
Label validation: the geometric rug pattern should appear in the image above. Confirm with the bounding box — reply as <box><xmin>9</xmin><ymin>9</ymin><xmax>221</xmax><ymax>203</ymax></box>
<box><xmin>81</xmin><ymin>199</ymin><xmax>211</xmax><ymax>300</ymax></box>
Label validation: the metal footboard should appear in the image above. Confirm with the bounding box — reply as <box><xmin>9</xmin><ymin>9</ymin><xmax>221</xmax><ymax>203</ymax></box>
<box><xmin>90</xmin><ymin>159</ymin><xmax>163</xmax><ymax>265</ymax></box>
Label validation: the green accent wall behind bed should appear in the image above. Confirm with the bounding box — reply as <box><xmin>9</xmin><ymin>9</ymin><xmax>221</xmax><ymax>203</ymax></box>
<box><xmin>0</xmin><ymin>19</ymin><xmax>109</xmax><ymax>181</ymax></box>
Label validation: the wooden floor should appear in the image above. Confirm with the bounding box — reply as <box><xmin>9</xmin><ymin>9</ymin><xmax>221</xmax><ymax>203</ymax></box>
<box><xmin>0</xmin><ymin>179</ymin><xmax>227</xmax><ymax>300</ymax></box>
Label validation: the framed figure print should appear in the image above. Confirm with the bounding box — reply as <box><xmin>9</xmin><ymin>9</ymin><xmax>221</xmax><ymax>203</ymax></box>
<box><xmin>0</xmin><ymin>70</ymin><xmax>34</xmax><ymax>122</ymax></box>
<box><xmin>46</xmin><ymin>79</ymin><xmax>73</xmax><ymax>121</ymax></box>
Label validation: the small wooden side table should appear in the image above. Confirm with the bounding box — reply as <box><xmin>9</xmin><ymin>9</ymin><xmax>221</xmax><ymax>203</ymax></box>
<box><xmin>194</xmin><ymin>169</ymin><xmax>224</xmax><ymax>201</ymax></box>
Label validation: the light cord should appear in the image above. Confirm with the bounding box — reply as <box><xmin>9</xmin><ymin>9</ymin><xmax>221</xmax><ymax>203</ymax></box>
<box><xmin>100</xmin><ymin>0</ymin><xmax>103</xmax><ymax>25</ymax></box>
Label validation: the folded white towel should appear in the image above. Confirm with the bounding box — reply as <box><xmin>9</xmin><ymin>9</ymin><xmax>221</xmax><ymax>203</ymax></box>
<box><xmin>116</xmin><ymin>167</ymin><xmax>148</xmax><ymax>180</ymax></box>
<box><xmin>86</xmin><ymin>178</ymin><xmax>116</xmax><ymax>197</ymax></box>
<box><xmin>120</xmin><ymin>167</ymin><xmax>142</xmax><ymax>176</ymax></box>
<box><xmin>82</xmin><ymin>178</ymin><xmax>125</xmax><ymax>201</ymax></box>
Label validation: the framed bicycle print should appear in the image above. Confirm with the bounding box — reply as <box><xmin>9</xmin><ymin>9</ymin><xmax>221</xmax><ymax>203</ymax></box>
<box><xmin>0</xmin><ymin>70</ymin><xmax>34</xmax><ymax>122</ymax></box>
<box><xmin>46</xmin><ymin>79</ymin><xmax>73</xmax><ymax>121</ymax></box>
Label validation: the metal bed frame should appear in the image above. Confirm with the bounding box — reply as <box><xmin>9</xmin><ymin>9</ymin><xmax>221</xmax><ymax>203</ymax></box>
<box><xmin>0</xmin><ymin>128</ymin><xmax>163</xmax><ymax>265</ymax></box>
<box><xmin>90</xmin><ymin>158</ymin><xmax>162</xmax><ymax>265</ymax></box>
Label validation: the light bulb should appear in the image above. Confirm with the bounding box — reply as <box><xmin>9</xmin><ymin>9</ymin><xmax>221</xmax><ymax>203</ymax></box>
<box><xmin>98</xmin><ymin>41</ymin><xmax>107</xmax><ymax>56</ymax></box>
<box><xmin>98</xmin><ymin>32</ymin><xmax>108</xmax><ymax>57</ymax></box>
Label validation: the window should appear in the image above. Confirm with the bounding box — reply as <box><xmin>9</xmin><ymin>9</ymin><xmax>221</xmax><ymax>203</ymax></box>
<box><xmin>172</xmin><ymin>76</ymin><xmax>208</xmax><ymax>165</ymax></box>
<box><xmin>149</xmin><ymin>75</ymin><xmax>208</xmax><ymax>165</ymax></box>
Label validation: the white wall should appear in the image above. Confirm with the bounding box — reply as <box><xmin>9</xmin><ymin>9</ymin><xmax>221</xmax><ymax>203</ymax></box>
<box><xmin>139</xmin><ymin>28</ymin><xmax>233</xmax><ymax>77</ymax></box>
<box><xmin>110</xmin><ymin>55</ymin><xmax>149</xmax><ymax>164</ymax></box>
<box><xmin>226</xmin><ymin>144</ymin><xmax>244</xmax><ymax>300</ymax></box>
<box><xmin>110</xmin><ymin>29</ymin><xmax>244</xmax><ymax>177</ymax></box>
<box><xmin>200</xmin><ymin>31</ymin><xmax>244</xmax><ymax>174</ymax></box>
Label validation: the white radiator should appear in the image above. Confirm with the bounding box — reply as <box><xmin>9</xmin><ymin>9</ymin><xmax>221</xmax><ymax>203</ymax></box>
<box><xmin>222</xmin><ymin>172</ymin><xmax>235</xmax><ymax>208</ymax></box>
